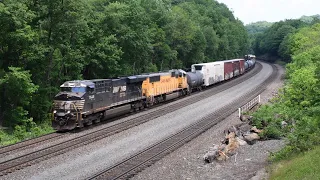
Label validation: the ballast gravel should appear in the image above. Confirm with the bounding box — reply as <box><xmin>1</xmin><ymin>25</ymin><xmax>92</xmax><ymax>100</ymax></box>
<box><xmin>0</xmin><ymin>88</ymin><xmax>202</xmax><ymax>162</ymax></box>
<box><xmin>132</xmin><ymin>64</ymin><xmax>286</xmax><ymax>180</ymax></box>
<box><xmin>2</xmin><ymin>62</ymin><xmax>278</xmax><ymax>180</ymax></box>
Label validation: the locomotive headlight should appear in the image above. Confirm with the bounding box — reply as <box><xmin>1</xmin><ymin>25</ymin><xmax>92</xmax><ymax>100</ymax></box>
<box><xmin>53</xmin><ymin>110</ymin><xmax>57</xmax><ymax>114</ymax></box>
<box><xmin>67</xmin><ymin>110</ymin><xmax>71</xmax><ymax>114</ymax></box>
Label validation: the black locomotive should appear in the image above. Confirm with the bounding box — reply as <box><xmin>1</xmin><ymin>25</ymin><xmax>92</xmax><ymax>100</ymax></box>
<box><xmin>52</xmin><ymin>76</ymin><xmax>146</xmax><ymax>131</ymax></box>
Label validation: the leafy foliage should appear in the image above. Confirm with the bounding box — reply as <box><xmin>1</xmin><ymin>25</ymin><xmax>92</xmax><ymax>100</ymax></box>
<box><xmin>0</xmin><ymin>67</ymin><xmax>38</xmax><ymax>127</ymax></box>
<box><xmin>245</xmin><ymin>21</ymin><xmax>274</xmax><ymax>53</ymax></box>
<box><xmin>251</xmin><ymin>15</ymin><xmax>320</xmax><ymax>62</ymax></box>
<box><xmin>254</xmin><ymin>20</ymin><xmax>307</xmax><ymax>61</ymax></box>
<box><xmin>252</xmin><ymin>23</ymin><xmax>320</xmax><ymax>159</ymax></box>
<box><xmin>246</xmin><ymin>21</ymin><xmax>274</xmax><ymax>34</ymax></box>
<box><xmin>0</xmin><ymin>0</ymin><xmax>250</xmax><ymax>144</ymax></box>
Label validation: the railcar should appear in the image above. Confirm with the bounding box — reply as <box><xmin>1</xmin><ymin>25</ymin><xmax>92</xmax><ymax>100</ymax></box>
<box><xmin>187</xmin><ymin>59</ymin><xmax>246</xmax><ymax>91</ymax></box>
<box><xmin>244</xmin><ymin>58</ymin><xmax>256</xmax><ymax>71</ymax></box>
<box><xmin>186</xmin><ymin>71</ymin><xmax>203</xmax><ymax>92</ymax></box>
<box><xmin>245</xmin><ymin>54</ymin><xmax>256</xmax><ymax>60</ymax></box>
<box><xmin>191</xmin><ymin>61</ymin><xmax>224</xmax><ymax>86</ymax></box>
<box><xmin>223</xmin><ymin>59</ymin><xmax>245</xmax><ymax>80</ymax></box>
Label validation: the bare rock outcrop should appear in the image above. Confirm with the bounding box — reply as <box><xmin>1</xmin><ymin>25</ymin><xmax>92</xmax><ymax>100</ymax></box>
<box><xmin>240</xmin><ymin>115</ymin><xmax>253</xmax><ymax>122</ymax></box>
<box><xmin>204</xmin><ymin>116</ymin><xmax>266</xmax><ymax>163</ymax></box>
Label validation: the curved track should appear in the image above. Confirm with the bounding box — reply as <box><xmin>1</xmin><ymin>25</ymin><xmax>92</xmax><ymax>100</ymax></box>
<box><xmin>0</xmin><ymin>64</ymin><xmax>262</xmax><ymax>176</ymax></box>
<box><xmin>89</xmin><ymin>64</ymin><xmax>278</xmax><ymax>180</ymax></box>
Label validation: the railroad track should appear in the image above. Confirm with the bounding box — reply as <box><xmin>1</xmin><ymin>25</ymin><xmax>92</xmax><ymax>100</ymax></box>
<box><xmin>89</xmin><ymin>64</ymin><xmax>278</xmax><ymax>180</ymax></box>
<box><xmin>0</xmin><ymin>65</ymin><xmax>261</xmax><ymax>158</ymax></box>
<box><xmin>0</xmin><ymin>64</ymin><xmax>262</xmax><ymax>176</ymax></box>
<box><xmin>0</xmin><ymin>133</ymin><xmax>64</xmax><ymax>156</ymax></box>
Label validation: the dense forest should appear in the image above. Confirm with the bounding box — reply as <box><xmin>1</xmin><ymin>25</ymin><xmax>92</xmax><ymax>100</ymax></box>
<box><xmin>0</xmin><ymin>0</ymin><xmax>249</xmax><ymax>144</ymax></box>
<box><xmin>245</xmin><ymin>21</ymin><xmax>273</xmax><ymax>35</ymax></box>
<box><xmin>252</xmin><ymin>21</ymin><xmax>320</xmax><ymax>158</ymax></box>
<box><xmin>249</xmin><ymin>15</ymin><xmax>320</xmax><ymax>62</ymax></box>
<box><xmin>245</xmin><ymin>21</ymin><xmax>273</xmax><ymax>53</ymax></box>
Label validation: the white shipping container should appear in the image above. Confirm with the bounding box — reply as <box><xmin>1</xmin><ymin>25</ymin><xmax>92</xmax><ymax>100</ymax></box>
<box><xmin>191</xmin><ymin>61</ymin><xmax>224</xmax><ymax>86</ymax></box>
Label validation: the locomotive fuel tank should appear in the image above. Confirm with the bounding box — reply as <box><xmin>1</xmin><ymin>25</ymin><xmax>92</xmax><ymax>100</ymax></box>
<box><xmin>186</xmin><ymin>71</ymin><xmax>203</xmax><ymax>90</ymax></box>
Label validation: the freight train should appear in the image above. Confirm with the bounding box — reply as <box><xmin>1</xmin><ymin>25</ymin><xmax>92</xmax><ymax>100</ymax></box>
<box><xmin>52</xmin><ymin>57</ymin><xmax>256</xmax><ymax>131</ymax></box>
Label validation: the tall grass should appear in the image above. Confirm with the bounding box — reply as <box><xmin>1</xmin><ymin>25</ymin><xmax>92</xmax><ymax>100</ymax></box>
<box><xmin>269</xmin><ymin>146</ymin><xmax>320</xmax><ymax>180</ymax></box>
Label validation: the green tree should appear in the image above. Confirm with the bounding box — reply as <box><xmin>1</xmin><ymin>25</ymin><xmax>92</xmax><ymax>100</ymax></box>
<box><xmin>0</xmin><ymin>67</ymin><xmax>38</xmax><ymax>127</ymax></box>
<box><xmin>0</xmin><ymin>0</ymin><xmax>37</xmax><ymax>69</ymax></box>
<box><xmin>0</xmin><ymin>0</ymin><xmax>250</xmax><ymax>132</ymax></box>
<box><xmin>253</xmin><ymin>19</ymin><xmax>308</xmax><ymax>61</ymax></box>
<box><xmin>252</xmin><ymin>23</ymin><xmax>320</xmax><ymax>157</ymax></box>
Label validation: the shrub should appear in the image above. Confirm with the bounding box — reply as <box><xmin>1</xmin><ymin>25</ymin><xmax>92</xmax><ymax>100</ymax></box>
<box><xmin>0</xmin><ymin>119</ymin><xmax>54</xmax><ymax>146</ymax></box>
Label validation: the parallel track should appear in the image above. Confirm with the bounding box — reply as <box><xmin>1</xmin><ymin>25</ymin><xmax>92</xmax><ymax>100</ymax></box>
<box><xmin>0</xmin><ymin>133</ymin><xmax>64</xmax><ymax>156</ymax></box>
<box><xmin>0</xmin><ymin>64</ymin><xmax>260</xmax><ymax>158</ymax></box>
<box><xmin>89</xmin><ymin>64</ymin><xmax>278</xmax><ymax>180</ymax></box>
<box><xmin>0</xmin><ymin>64</ymin><xmax>261</xmax><ymax>176</ymax></box>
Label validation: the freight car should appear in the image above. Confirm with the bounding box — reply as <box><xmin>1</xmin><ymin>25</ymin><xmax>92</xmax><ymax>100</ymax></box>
<box><xmin>191</xmin><ymin>61</ymin><xmax>225</xmax><ymax>86</ymax></box>
<box><xmin>245</xmin><ymin>54</ymin><xmax>256</xmax><ymax>60</ymax></box>
<box><xmin>223</xmin><ymin>59</ymin><xmax>245</xmax><ymax>80</ymax></box>
<box><xmin>186</xmin><ymin>71</ymin><xmax>203</xmax><ymax>92</ymax></box>
<box><xmin>52</xmin><ymin>69</ymin><xmax>188</xmax><ymax>131</ymax></box>
<box><xmin>186</xmin><ymin>59</ymin><xmax>249</xmax><ymax>91</ymax></box>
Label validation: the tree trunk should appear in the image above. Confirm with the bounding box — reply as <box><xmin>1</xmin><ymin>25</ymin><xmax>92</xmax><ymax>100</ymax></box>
<box><xmin>46</xmin><ymin>50</ymin><xmax>54</xmax><ymax>83</ymax></box>
<box><xmin>0</xmin><ymin>91</ymin><xmax>3</xmax><ymax>126</ymax></box>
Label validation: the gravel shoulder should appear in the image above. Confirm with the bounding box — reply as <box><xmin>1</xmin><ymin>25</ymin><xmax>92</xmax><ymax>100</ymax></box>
<box><xmin>132</xmin><ymin>64</ymin><xmax>285</xmax><ymax>180</ymax></box>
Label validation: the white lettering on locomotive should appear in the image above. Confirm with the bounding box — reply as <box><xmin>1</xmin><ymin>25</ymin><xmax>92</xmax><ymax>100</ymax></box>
<box><xmin>89</xmin><ymin>95</ymin><xmax>95</xmax><ymax>100</ymax></box>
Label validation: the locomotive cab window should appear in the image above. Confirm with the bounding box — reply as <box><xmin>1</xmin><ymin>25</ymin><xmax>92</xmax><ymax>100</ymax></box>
<box><xmin>60</xmin><ymin>87</ymin><xmax>71</xmax><ymax>92</ymax></box>
<box><xmin>171</xmin><ymin>72</ymin><xmax>175</xmax><ymax>77</ymax></box>
<box><xmin>60</xmin><ymin>87</ymin><xmax>86</xmax><ymax>93</ymax></box>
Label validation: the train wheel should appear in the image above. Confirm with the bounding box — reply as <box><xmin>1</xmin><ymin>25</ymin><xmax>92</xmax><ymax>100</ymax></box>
<box><xmin>184</xmin><ymin>89</ymin><xmax>189</xmax><ymax>96</ymax></box>
<box><xmin>85</xmin><ymin>120</ymin><xmax>92</xmax><ymax>126</ymax></box>
<box><xmin>94</xmin><ymin>117</ymin><xmax>101</xmax><ymax>124</ymax></box>
<box><xmin>139</xmin><ymin>103</ymin><xmax>144</xmax><ymax>110</ymax></box>
<box><xmin>134</xmin><ymin>107</ymin><xmax>139</xmax><ymax>112</ymax></box>
<box><xmin>78</xmin><ymin>120</ymin><xmax>84</xmax><ymax>128</ymax></box>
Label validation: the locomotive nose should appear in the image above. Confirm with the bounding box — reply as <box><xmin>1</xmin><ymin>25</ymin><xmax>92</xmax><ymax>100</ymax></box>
<box><xmin>59</xmin><ymin>118</ymin><xmax>67</xmax><ymax>126</ymax></box>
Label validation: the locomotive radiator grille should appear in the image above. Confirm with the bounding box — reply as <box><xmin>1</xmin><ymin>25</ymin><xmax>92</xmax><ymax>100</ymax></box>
<box><xmin>53</xmin><ymin>100</ymin><xmax>85</xmax><ymax>111</ymax></box>
<box><xmin>74</xmin><ymin>100</ymin><xmax>85</xmax><ymax>110</ymax></box>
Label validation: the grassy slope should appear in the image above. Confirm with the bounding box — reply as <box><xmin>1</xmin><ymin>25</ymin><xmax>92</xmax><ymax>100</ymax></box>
<box><xmin>269</xmin><ymin>146</ymin><xmax>320</xmax><ymax>180</ymax></box>
<box><xmin>0</xmin><ymin>123</ymin><xmax>54</xmax><ymax>146</ymax></box>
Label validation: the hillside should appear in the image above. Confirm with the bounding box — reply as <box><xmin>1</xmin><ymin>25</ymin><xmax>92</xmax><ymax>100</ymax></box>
<box><xmin>246</xmin><ymin>21</ymin><xmax>274</xmax><ymax>34</ymax></box>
